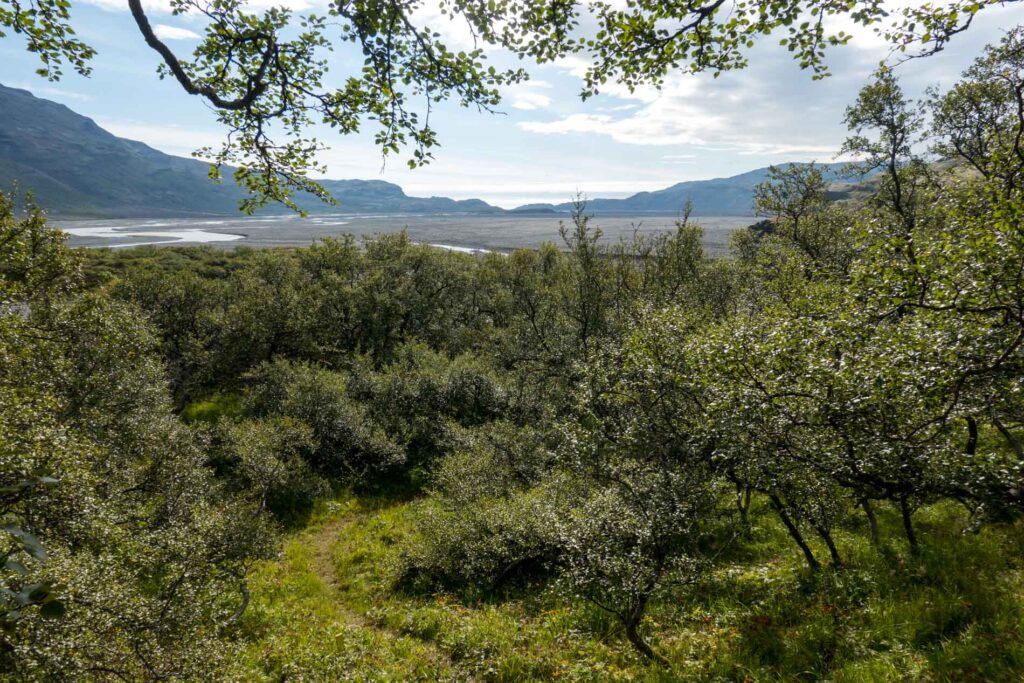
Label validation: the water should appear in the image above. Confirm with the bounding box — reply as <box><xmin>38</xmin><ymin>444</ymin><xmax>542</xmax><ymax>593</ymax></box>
<box><xmin>63</xmin><ymin>224</ymin><xmax>244</xmax><ymax>248</ymax></box>
<box><xmin>58</xmin><ymin>213</ymin><xmax>756</xmax><ymax>255</ymax></box>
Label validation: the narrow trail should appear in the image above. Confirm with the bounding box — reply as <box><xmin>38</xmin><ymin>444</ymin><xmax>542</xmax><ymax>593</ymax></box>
<box><xmin>300</xmin><ymin>500</ymin><xmax>470</xmax><ymax>679</ymax></box>
<box><xmin>306</xmin><ymin>513</ymin><xmax>366</xmax><ymax>628</ymax></box>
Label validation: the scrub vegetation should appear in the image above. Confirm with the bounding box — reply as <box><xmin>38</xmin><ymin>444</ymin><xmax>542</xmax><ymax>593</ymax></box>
<box><xmin>3</xmin><ymin>14</ymin><xmax>1024</xmax><ymax>683</ymax></box>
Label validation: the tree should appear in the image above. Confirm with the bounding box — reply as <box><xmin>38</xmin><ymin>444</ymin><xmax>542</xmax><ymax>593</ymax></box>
<box><xmin>0</xmin><ymin>196</ymin><xmax>78</xmax><ymax>652</ymax></box>
<box><xmin>749</xmin><ymin>164</ymin><xmax>858</xmax><ymax>275</ymax></box>
<box><xmin>557</xmin><ymin>200</ymin><xmax>611</xmax><ymax>357</ymax></box>
<box><xmin>847</xmin><ymin>39</ymin><xmax>1024</xmax><ymax>519</ymax></box>
<box><xmin>754</xmin><ymin>163</ymin><xmax>829</xmax><ymax>230</ymax></box>
<box><xmin>553</xmin><ymin>309</ymin><xmax>731</xmax><ymax>661</ymax></box>
<box><xmin>930</xmin><ymin>26</ymin><xmax>1024</xmax><ymax>193</ymax></box>
<box><xmin>243</xmin><ymin>358</ymin><xmax>405</xmax><ymax>481</ymax></box>
<box><xmin>1</xmin><ymin>0</ymin><xmax>1012</xmax><ymax>209</ymax></box>
<box><xmin>0</xmin><ymin>196</ymin><xmax>277</xmax><ymax>677</ymax></box>
<box><xmin>211</xmin><ymin>416</ymin><xmax>328</xmax><ymax>518</ymax></box>
<box><xmin>841</xmin><ymin>69</ymin><xmax>933</xmax><ymax>231</ymax></box>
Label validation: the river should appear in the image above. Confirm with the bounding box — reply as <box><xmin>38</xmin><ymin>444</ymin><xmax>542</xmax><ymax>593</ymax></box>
<box><xmin>58</xmin><ymin>212</ymin><xmax>755</xmax><ymax>255</ymax></box>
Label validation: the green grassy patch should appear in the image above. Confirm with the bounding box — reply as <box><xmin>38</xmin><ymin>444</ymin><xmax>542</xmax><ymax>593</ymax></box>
<box><xmin>226</xmin><ymin>494</ymin><xmax>1024</xmax><ymax>681</ymax></box>
<box><xmin>180</xmin><ymin>392</ymin><xmax>244</xmax><ymax>423</ymax></box>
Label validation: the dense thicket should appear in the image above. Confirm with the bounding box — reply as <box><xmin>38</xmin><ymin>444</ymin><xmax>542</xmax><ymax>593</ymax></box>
<box><xmin>0</xmin><ymin>199</ymin><xmax>277</xmax><ymax>678</ymax></box>
<box><xmin>3</xmin><ymin>27</ymin><xmax>1024</xmax><ymax>680</ymax></box>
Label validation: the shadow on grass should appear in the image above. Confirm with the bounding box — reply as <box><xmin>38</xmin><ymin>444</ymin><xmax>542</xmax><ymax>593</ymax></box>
<box><xmin>673</xmin><ymin>502</ymin><xmax>1024</xmax><ymax>681</ymax></box>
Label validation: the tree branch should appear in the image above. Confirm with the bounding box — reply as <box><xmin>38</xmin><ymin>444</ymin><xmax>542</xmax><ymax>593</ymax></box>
<box><xmin>127</xmin><ymin>0</ymin><xmax>270</xmax><ymax>111</ymax></box>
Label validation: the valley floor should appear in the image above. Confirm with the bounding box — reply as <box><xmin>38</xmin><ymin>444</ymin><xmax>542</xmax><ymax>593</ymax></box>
<box><xmin>224</xmin><ymin>494</ymin><xmax>1024</xmax><ymax>682</ymax></box>
<box><xmin>59</xmin><ymin>214</ymin><xmax>753</xmax><ymax>253</ymax></box>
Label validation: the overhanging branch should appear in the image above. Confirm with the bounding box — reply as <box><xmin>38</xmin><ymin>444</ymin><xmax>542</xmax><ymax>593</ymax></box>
<box><xmin>127</xmin><ymin>0</ymin><xmax>270</xmax><ymax>111</ymax></box>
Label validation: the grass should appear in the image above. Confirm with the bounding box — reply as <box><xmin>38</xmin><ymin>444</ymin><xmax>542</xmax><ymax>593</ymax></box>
<box><xmin>180</xmin><ymin>392</ymin><xmax>244</xmax><ymax>423</ymax></box>
<box><xmin>224</xmin><ymin>494</ymin><xmax>1024</xmax><ymax>682</ymax></box>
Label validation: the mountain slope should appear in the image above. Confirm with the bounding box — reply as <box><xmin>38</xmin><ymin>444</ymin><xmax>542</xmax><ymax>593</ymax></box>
<box><xmin>0</xmin><ymin>84</ymin><xmax>249</xmax><ymax>216</ymax></box>
<box><xmin>0</xmin><ymin>83</ymin><xmax>503</xmax><ymax>217</ymax></box>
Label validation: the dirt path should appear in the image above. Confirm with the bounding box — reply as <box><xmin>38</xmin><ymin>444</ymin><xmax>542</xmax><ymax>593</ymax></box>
<box><xmin>306</xmin><ymin>512</ymin><xmax>367</xmax><ymax>627</ymax></box>
<box><xmin>299</xmin><ymin>500</ymin><xmax>469</xmax><ymax>679</ymax></box>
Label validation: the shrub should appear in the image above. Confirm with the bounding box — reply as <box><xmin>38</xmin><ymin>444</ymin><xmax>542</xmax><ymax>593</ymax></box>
<box><xmin>243</xmin><ymin>358</ymin><xmax>405</xmax><ymax>481</ymax></box>
<box><xmin>212</xmin><ymin>416</ymin><xmax>330</xmax><ymax>518</ymax></box>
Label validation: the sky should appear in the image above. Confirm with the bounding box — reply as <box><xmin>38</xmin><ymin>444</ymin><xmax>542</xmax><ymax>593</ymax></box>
<box><xmin>1</xmin><ymin>1</ymin><xmax>1021</xmax><ymax>208</ymax></box>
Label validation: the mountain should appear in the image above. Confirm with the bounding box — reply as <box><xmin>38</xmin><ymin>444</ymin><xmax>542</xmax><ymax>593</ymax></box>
<box><xmin>515</xmin><ymin>164</ymin><xmax>869</xmax><ymax>216</ymax></box>
<box><xmin>1</xmin><ymin>82</ymin><xmax>871</xmax><ymax>220</ymax></box>
<box><xmin>0</xmin><ymin>83</ymin><xmax>504</xmax><ymax>217</ymax></box>
<box><xmin>314</xmin><ymin>178</ymin><xmax>500</xmax><ymax>214</ymax></box>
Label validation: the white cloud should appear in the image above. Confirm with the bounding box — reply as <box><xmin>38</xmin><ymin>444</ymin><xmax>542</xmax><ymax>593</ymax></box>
<box><xmin>730</xmin><ymin>143</ymin><xmax>845</xmax><ymax>157</ymax></box>
<box><xmin>519</xmin><ymin>84</ymin><xmax>848</xmax><ymax>155</ymax></box>
<box><xmin>409</xmin><ymin>3</ymin><xmax>479</xmax><ymax>51</ymax></box>
<box><xmin>552</xmin><ymin>55</ymin><xmax>671</xmax><ymax>102</ymax></box>
<box><xmin>519</xmin><ymin>0</ymin><xmax>1015</xmax><ymax>158</ymax></box>
<box><xmin>819</xmin><ymin>0</ymin><xmax>927</xmax><ymax>52</ymax></box>
<box><xmin>96</xmin><ymin>119</ymin><xmax>225</xmax><ymax>156</ymax></box>
<box><xmin>552</xmin><ymin>56</ymin><xmax>590</xmax><ymax>80</ymax></box>
<box><xmin>518</xmin><ymin>75</ymin><xmax>724</xmax><ymax>146</ymax></box>
<box><xmin>6</xmin><ymin>82</ymin><xmax>93</xmax><ymax>102</ymax></box>
<box><xmin>504</xmin><ymin>80</ymin><xmax>553</xmax><ymax>111</ymax></box>
<box><xmin>518</xmin><ymin>108</ymin><xmax>719</xmax><ymax>146</ymax></box>
<box><xmin>519</xmin><ymin>45</ymin><xmax>868</xmax><ymax>157</ymax></box>
<box><xmin>153</xmin><ymin>24</ymin><xmax>201</xmax><ymax>40</ymax></box>
<box><xmin>509</xmin><ymin>92</ymin><xmax>552</xmax><ymax>111</ymax></box>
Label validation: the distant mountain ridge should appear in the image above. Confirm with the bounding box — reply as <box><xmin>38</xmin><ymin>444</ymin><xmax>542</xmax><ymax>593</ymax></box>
<box><xmin>0</xmin><ymin>82</ymin><xmax>864</xmax><ymax>219</ymax></box>
<box><xmin>316</xmin><ymin>178</ymin><xmax>499</xmax><ymax>215</ymax></box>
<box><xmin>517</xmin><ymin>164</ymin><xmax>868</xmax><ymax>216</ymax></box>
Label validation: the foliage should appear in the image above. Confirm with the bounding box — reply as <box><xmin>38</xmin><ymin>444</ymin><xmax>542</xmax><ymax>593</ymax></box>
<box><xmin>243</xmin><ymin>358</ymin><xmax>406</xmax><ymax>481</ymax></box>
<box><xmin>399</xmin><ymin>423</ymin><xmax>561</xmax><ymax>593</ymax></box>
<box><xmin>0</xmin><ymin>193</ymin><xmax>277</xmax><ymax>678</ymax></box>
<box><xmin>5</xmin><ymin>23</ymin><xmax>1024</xmax><ymax>677</ymax></box>
<box><xmin>930</xmin><ymin>26</ymin><xmax>1024</xmax><ymax>192</ymax></box>
<box><xmin>211</xmin><ymin>416</ymin><xmax>329</xmax><ymax>519</ymax></box>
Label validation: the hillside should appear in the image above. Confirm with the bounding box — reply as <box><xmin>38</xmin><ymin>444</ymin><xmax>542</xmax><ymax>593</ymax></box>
<box><xmin>0</xmin><ymin>83</ymin><xmax>504</xmax><ymax>218</ymax></box>
<box><xmin>1</xmin><ymin>83</ymin><xmax>880</xmax><ymax>221</ymax></box>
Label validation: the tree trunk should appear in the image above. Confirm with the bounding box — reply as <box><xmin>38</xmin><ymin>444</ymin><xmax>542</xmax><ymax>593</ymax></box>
<box><xmin>900</xmin><ymin>496</ymin><xmax>919</xmax><ymax>555</ymax></box>
<box><xmin>227</xmin><ymin>580</ymin><xmax>250</xmax><ymax>623</ymax></box>
<box><xmin>769</xmin><ymin>495</ymin><xmax>820</xmax><ymax>571</ymax></box>
<box><xmin>813</xmin><ymin>524</ymin><xmax>843</xmax><ymax>568</ymax></box>
<box><xmin>736</xmin><ymin>484</ymin><xmax>752</xmax><ymax>527</ymax></box>
<box><xmin>992</xmin><ymin>414</ymin><xmax>1024</xmax><ymax>461</ymax></box>
<box><xmin>860</xmin><ymin>498</ymin><xmax>880</xmax><ymax>547</ymax></box>
<box><xmin>624</xmin><ymin>617</ymin><xmax>669</xmax><ymax>666</ymax></box>
<box><xmin>965</xmin><ymin>416</ymin><xmax>979</xmax><ymax>456</ymax></box>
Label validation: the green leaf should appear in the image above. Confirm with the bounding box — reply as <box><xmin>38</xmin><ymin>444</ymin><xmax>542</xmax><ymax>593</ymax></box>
<box><xmin>3</xmin><ymin>559</ymin><xmax>28</xmax><ymax>576</ymax></box>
